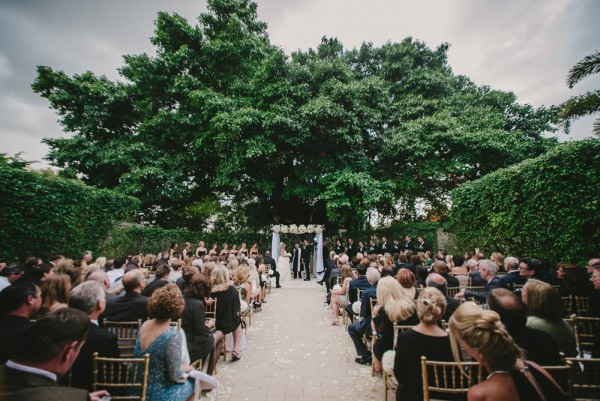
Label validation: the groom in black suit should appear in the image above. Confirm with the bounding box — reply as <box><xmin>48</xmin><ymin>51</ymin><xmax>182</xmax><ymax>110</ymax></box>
<box><xmin>302</xmin><ymin>239</ymin><xmax>311</xmax><ymax>281</ymax></box>
<box><xmin>292</xmin><ymin>243</ymin><xmax>303</xmax><ymax>279</ymax></box>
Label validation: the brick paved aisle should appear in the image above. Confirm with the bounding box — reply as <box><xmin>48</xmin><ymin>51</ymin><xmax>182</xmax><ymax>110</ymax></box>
<box><xmin>208</xmin><ymin>278</ymin><xmax>383</xmax><ymax>401</ymax></box>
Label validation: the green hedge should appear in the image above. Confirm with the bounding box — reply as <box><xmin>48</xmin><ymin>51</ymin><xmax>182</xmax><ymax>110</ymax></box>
<box><xmin>0</xmin><ymin>163</ymin><xmax>139</xmax><ymax>262</ymax></box>
<box><xmin>449</xmin><ymin>138</ymin><xmax>600</xmax><ymax>265</ymax></box>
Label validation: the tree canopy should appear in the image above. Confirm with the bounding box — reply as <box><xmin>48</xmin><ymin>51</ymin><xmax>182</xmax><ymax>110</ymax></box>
<box><xmin>33</xmin><ymin>0</ymin><xmax>558</xmax><ymax>230</ymax></box>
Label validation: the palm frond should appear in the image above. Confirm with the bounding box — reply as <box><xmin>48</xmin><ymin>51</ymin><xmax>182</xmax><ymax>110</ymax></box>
<box><xmin>567</xmin><ymin>51</ymin><xmax>600</xmax><ymax>88</ymax></box>
<box><xmin>559</xmin><ymin>90</ymin><xmax>600</xmax><ymax>133</ymax></box>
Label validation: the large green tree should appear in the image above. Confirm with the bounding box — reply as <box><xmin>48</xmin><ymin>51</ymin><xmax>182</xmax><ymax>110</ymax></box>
<box><xmin>33</xmin><ymin>0</ymin><xmax>557</xmax><ymax>230</ymax></box>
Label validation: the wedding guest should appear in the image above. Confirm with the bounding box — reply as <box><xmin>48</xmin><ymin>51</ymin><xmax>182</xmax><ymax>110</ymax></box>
<box><xmin>210</xmin><ymin>265</ymin><xmax>244</xmax><ymax>361</ymax></box>
<box><xmin>523</xmin><ymin>279</ymin><xmax>577</xmax><ymax>357</ymax></box>
<box><xmin>449</xmin><ymin>302</ymin><xmax>568</xmax><ymax>401</ymax></box>
<box><xmin>555</xmin><ymin>263</ymin><xmax>592</xmax><ymax>297</ymax></box>
<box><xmin>53</xmin><ymin>258</ymin><xmax>83</xmax><ymax>288</ymax></box>
<box><xmin>142</xmin><ymin>264</ymin><xmax>170</xmax><ymax>297</ymax></box>
<box><xmin>349</xmin><ymin>267</ymin><xmax>380</xmax><ymax>366</ymax></box>
<box><xmin>345</xmin><ymin>261</ymin><xmax>371</xmax><ymax>323</ymax></box>
<box><xmin>426</xmin><ymin>273</ymin><xmax>460</xmax><ymax>321</ymax></box>
<box><xmin>456</xmin><ymin>260</ymin><xmax>501</xmax><ymax>303</ymax></box>
<box><xmin>394</xmin><ymin>287</ymin><xmax>452</xmax><ymax>401</ymax></box>
<box><xmin>0</xmin><ymin>263</ymin><xmax>24</xmax><ymax>292</ymax></box>
<box><xmin>499</xmin><ymin>256</ymin><xmax>526</xmax><ymax>289</ymax></box>
<box><xmin>103</xmin><ymin>270</ymin><xmax>148</xmax><ymax>322</ymax></box>
<box><xmin>134</xmin><ymin>285</ymin><xmax>194</xmax><ymax>401</ymax></box>
<box><xmin>372</xmin><ymin>277</ymin><xmax>418</xmax><ymax>374</ymax></box>
<box><xmin>330</xmin><ymin>265</ymin><xmax>354</xmax><ymax>325</ymax></box>
<box><xmin>0</xmin><ymin>308</ymin><xmax>110</xmax><ymax>401</ymax></box>
<box><xmin>40</xmin><ymin>274</ymin><xmax>71</xmax><ymax>315</ymax></box>
<box><xmin>0</xmin><ymin>281</ymin><xmax>41</xmax><ymax>363</ymax></box>
<box><xmin>450</xmin><ymin>255</ymin><xmax>468</xmax><ymax>275</ymax></box>
<box><xmin>396</xmin><ymin>268</ymin><xmax>418</xmax><ymax>300</ymax></box>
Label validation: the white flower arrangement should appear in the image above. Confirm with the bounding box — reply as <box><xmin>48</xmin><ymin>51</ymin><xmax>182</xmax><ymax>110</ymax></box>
<box><xmin>272</xmin><ymin>224</ymin><xmax>324</xmax><ymax>234</ymax></box>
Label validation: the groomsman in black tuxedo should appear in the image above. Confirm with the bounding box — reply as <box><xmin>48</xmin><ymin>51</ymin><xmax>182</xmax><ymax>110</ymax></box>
<box><xmin>404</xmin><ymin>235</ymin><xmax>414</xmax><ymax>252</ymax></box>
<box><xmin>357</xmin><ymin>241</ymin><xmax>366</xmax><ymax>255</ymax></box>
<box><xmin>292</xmin><ymin>243</ymin><xmax>303</xmax><ymax>279</ymax></box>
<box><xmin>302</xmin><ymin>239</ymin><xmax>311</xmax><ymax>280</ymax></box>
<box><xmin>379</xmin><ymin>237</ymin><xmax>389</xmax><ymax>254</ymax></box>
<box><xmin>393</xmin><ymin>239</ymin><xmax>401</xmax><ymax>255</ymax></box>
<box><xmin>417</xmin><ymin>236</ymin><xmax>430</xmax><ymax>252</ymax></box>
<box><xmin>368</xmin><ymin>239</ymin><xmax>378</xmax><ymax>255</ymax></box>
<box><xmin>347</xmin><ymin>238</ymin><xmax>357</xmax><ymax>259</ymax></box>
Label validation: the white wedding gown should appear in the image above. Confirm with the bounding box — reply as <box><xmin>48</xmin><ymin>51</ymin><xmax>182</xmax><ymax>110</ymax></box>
<box><xmin>277</xmin><ymin>253</ymin><xmax>291</xmax><ymax>281</ymax></box>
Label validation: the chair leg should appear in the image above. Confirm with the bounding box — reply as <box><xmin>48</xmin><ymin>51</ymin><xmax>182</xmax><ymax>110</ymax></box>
<box><xmin>384</xmin><ymin>372</ymin><xmax>388</xmax><ymax>401</ymax></box>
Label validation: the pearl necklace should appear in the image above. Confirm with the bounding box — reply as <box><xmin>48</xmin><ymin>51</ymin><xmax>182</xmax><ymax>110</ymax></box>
<box><xmin>486</xmin><ymin>370</ymin><xmax>510</xmax><ymax>380</ymax></box>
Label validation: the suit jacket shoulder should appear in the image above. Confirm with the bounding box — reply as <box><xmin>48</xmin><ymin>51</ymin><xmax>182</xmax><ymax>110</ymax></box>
<box><xmin>0</xmin><ymin>366</ymin><xmax>88</xmax><ymax>401</ymax></box>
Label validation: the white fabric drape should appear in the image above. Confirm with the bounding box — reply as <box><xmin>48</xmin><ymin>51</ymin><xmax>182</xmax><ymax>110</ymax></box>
<box><xmin>271</xmin><ymin>231</ymin><xmax>281</xmax><ymax>260</ymax></box>
<box><xmin>314</xmin><ymin>233</ymin><xmax>324</xmax><ymax>280</ymax></box>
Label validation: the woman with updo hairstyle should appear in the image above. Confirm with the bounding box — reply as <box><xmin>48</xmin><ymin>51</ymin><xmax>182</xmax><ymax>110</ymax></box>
<box><xmin>396</xmin><ymin>268</ymin><xmax>418</xmax><ymax>300</ymax></box>
<box><xmin>182</xmin><ymin>273</ymin><xmax>223</xmax><ymax>375</ymax></box>
<box><xmin>372</xmin><ymin>277</ymin><xmax>418</xmax><ymax>374</ymax></box>
<box><xmin>393</xmin><ymin>287</ymin><xmax>452</xmax><ymax>401</ymax></box>
<box><xmin>523</xmin><ymin>279</ymin><xmax>577</xmax><ymax>357</ymax></box>
<box><xmin>134</xmin><ymin>284</ymin><xmax>193</xmax><ymax>401</ymax></box>
<box><xmin>449</xmin><ymin>302</ymin><xmax>568</xmax><ymax>401</ymax></box>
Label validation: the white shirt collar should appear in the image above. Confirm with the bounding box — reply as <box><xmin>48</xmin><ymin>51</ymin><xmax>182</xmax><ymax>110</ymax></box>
<box><xmin>6</xmin><ymin>360</ymin><xmax>57</xmax><ymax>382</ymax></box>
<box><xmin>91</xmin><ymin>319</ymin><xmax>99</xmax><ymax>326</ymax></box>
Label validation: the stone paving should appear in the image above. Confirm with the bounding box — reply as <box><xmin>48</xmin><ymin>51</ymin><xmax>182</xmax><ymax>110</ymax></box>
<box><xmin>208</xmin><ymin>278</ymin><xmax>384</xmax><ymax>401</ymax></box>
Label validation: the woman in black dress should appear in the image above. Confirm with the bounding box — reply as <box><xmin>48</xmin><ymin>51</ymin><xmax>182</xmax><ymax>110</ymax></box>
<box><xmin>394</xmin><ymin>287</ymin><xmax>453</xmax><ymax>401</ymax></box>
<box><xmin>181</xmin><ymin>272</ymin><xmax>223</xmax><ymax>374</ymax></box>
<box><xmin>209</xmin><ymin>265</ymin><xmax>243</xmax><ymax>361</ymax></box>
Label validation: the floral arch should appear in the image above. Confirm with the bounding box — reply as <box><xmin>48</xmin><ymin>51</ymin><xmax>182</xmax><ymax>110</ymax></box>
<box><xmin>271</xmin><ymin>224</ymin><xmax>325</xmax><ymax>280</ymax></box>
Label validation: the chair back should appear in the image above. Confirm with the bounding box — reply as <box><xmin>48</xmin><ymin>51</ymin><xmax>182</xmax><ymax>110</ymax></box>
<box><xmin>103</xmin><ymin>320</ymin><xmax>142</xmax><ymax>357</ymax></box>
<box><xmin>566</xmin><ymin>357</ymin><xmax>600</xmax><ymax>399</ymax></box>
<box><xmin>421</xmin><ymin>357</ymin><xmax>484</xmax><ymax>401</ymax></box>
<box><xmin>204</xmin><ymin>299</ymin><xmax>218</xmax><ymax>321</ymax></box>
<box><xmin>392</xmin><ymin>323</ymin><xmax>416</xmax><ymax>349</ymax></box>
<box><xmin>573</xmin><ymin>316</ymin><xmax>600</xmax><ymax>357</ymax></box>
<box><xmin>170</xmin><ymin>318</ymin><xmax>182</xmax><ymax>331</ymax></box>
<box><xmin>93</xmin><ymin>352</ymin><xmax>150</xmax><ymax>401</ymax></box>
<box><xmin>446</xmin><ymin>287</ymin><xmax>461</xmax><ymax>297</ymax></box>
<box><xmin>369</xmin><ymin>297</ymin><xmax>378</xmax><ymax>316</ymax></box>
<box><xmin>573</xmin><ymin>296</ymin><xmax>589</xmax><ymax>316</ymax></box>
<box><xmin>541</xmin><ymin>363</ymin><xmax>573</xmax><ymax>397</ymax></box>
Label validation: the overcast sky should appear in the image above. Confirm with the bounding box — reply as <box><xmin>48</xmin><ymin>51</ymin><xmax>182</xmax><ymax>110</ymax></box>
<box><xmin>1</xmin><ymin>0</ymin><xmax>598</xmax><ymax>168</ymax></box>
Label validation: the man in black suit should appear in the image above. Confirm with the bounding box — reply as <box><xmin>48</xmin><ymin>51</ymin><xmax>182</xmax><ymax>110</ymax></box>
<box><xmin>499</xmin><ymin>256</ymin><xmax>526</xmax><ymax>289</ymax></box>
<box><xmin>263</xmin><ymin>251</ymin><xmax>281</xmax><ymax>288</ymax></box>
<box><xmin>368</xmin><ymin>239</ymin><xmax>378</xmax><ymax>255</ymax></box>
<box><xmin>0</xmin><ymin>281</ymin><xmax>42</xmax><ymax>363</ymax></box>
<box><xmin>292</xmin><ymin>243</ymin><xmax>303</xmax><ymax>279</ymax></box>
<box><xmin>302</xmin><ymin>239</ymin><xmax>311</xmax><ymax>281</ymax></box>
<box><xmin>404</xmin><ymin>235</ymin><xmax>414</xmax><ymax>252</ymax></box>
<box><xmin>488</xmin><ymin>288</ymin><xmax>562</xmax><ymax>365</ymax></box>
<box><xmin>0</xmin><ymin>308</ymin><xmax>110</xmax><ymax>401</ymax></box>
<box><xmin>417</xmin><ymin>236</ymin><xmax>430</xmax><ymax>252</ymax></box>
<box><xmin>426</xmin><ymin>273</ymin><xmax>460</xmax><ymax>322</ymax></box>
<box><xmin>434</xmin><ymin>261</ymin><xmax>460</xmax><ymax>288</ymax></box>
<box><xmin>379</xmin><ymin>237</ymin><xmax>389</xmax><ymax>255</ymax></box>
<box><xmin>346</xmin><ymin>238</ymin><xmax>357</xmax><ymax>259</ymax></box>
<box><xmin>457</xmin><ymin>260</ymin><xmax>502</xmax><ymax>304</ymax></box>
<box><xmin>102</xmin><ymin>270</ymin><xmax>148</xmax><ymax>322</ymax></box>
<box><xmin>393</xmin><ymin>239</ymin><xmax>401</xmax><ymax>255</ymax></box>
<box><xmin>141</xmin><ymin>264</ymin><xmax>170</xmax><ymax>297</ymax></box>
<box><xmin>66</xmin><ymin>281</ymin><xmax>119</xmax><ymax>391</ymax></box>
<box><xmin>344</xmin><ymin>260</ymin><xmax>371</xmax><ymax>323</ymax></box>
<box><xmin>357</xmin><ymin>241</ymin><xmax>366</xmax><ymax>255</ymax></box>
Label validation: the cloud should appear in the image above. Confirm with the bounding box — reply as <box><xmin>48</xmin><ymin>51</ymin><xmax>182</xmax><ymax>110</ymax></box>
<box><xmin>1</xmin><ymin>0</ymin><xmax>599</xmax><ymax>168</ymax></box>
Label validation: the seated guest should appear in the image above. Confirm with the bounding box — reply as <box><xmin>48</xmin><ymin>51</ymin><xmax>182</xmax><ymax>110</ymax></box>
<box><xmin>103</xmin><ymin>270</ymin><xmax>148</xmax><ymax>322</ymax></box>
<box><xmin>467</xmin><ymin>259</ymin><xmax>487</xmax><ymax>286</ymax></box>
<box><xmin>22</xmin><ymin>263</ymin><xmax>54</xmax><ymax>286</ymax></box>
<box><xmin>589</xmin><ymin>261</ymin><xmax>600</xmax><ymax>317</ymax></box>
<box><xmin>487</xmin><ymin>288</ymin><xmax>562</xmax><ymax>365</ymax></box>
<box><xmin>182</xmin><ymin>273</ymin><xmax>223</xmax><ymax>375</ymax></box>
<box><xmin>396</xmin><ymin>268</ymin><xmax>418</xmax><ymax>300</ymax></box>
<box><xmin>394</xmin><ymin>287</ymin><xmax>453</xmax><ymax>401</ymax></box>
<box><xmin>523</xmin><ymin>279</ymin><xmax>577</xmax><ymax>357</ymax></box>
<box><xmin>106</xmin><ymin>257</ymin><xmax>126</xmax><ymax>285</ymax></box>
<box><xmin>0</xmin><ymin>281</ymin><xmax>41</xmax><ymax>363</ymax></box>
<box><xmin>393</xmin><ymin>254</ymin><xmax>414</xmax><ymax>276</ymax></box>
<box><xmin>0</xmin><ymin>308</ymin><xmax>110</xmax><ymax>401</ymax></box>
<box><xmin>372</xmin><ymin>277</ymin><xmax>418</xmax><ymax>374</ymax></box>
<box><xmin>348</xmin><ymin>267</ymin><xmax>380</xmax><ymax>366</ymax></box>
<box><xmin>449</xmin><ymin>302</ymin><xmax>568</xmax><ymax>401</ymax></box>
<box><xmin>134</xmin><ymin>284</ymin><xmax>193</xmax><ymax>401</ymax></box>
<box><xmin>65</xmin><ymin>281</ymin><xmax>119</xmax><ymax>391</ymax></box>
<box><xmin>456</xmin><ymin>260</ymin><xmax>501</xmax><ymax>303</ymax></box>
<box><xmin>450</xmin><ymin>255</ymin><xmax>467</xmax><ymax>275</ymax></box>
<box><xmin>210</xmin><ymin>265</ymin><xmax>244</xmax><ymax>361</ymax></box>
<box><xmin>86</xmin><ymin>270</ymin><xmax>119</xmax><ymax>303</ymax></box>
<box><xmin>499</xmin><ymin>256</ymin><xmax>525</xmax><ymax>289</ymax></box>
<box><xmin>426</xmin><ymin>273</ymin><xmax>460</xmax><ymax>322</ymax></box>
<box><xmin>169</xmin><ymin>259</ymin><xmax>184</xmax><ymax>284</ymax></box>
<box><xmin>345</xmin><ymin>260</ymin><xmax>371</xmax><ymax>323</ymax></box>
<box><xmin>142</xmin><ymin>264</ymin><xmax>170</xmax><ymax>297</ymax></box>
<box><xmin>556</xmin><ymin>263</ymin><xmax>592</xmax><ymax>297</ymax></box>
<box><xmin>53</xmin><ymin>258</ymin><xmax>83</xmax><ymax>288</ymax></box>
<box><xmin>0</xmin><ymin>263</ymin><xmax>24</xmax><ymax>292</ymax></box>
<box><xmin>330</xmin><ymin>265</ymin><xmax>354</xmax><ymax>325</ymax></box>
<box><xmin>40</xmin><ymin>274</ymin><xmax>71</xmax><ymax>315</ymax></box>
<box><xmin>434</xmin><ymin>260</ymin><xmax>459</xmax><ymax>288</ymax></box>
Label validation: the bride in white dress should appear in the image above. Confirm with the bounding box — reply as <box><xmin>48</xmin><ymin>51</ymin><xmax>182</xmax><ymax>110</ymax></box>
<box><xmin>277</xmin><ymin>242</ymin><xmax>291</xmax><ymax>281</ymax></box>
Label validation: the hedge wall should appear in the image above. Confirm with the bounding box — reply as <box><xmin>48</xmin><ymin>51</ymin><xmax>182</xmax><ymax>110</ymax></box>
<box><xmin>0</xmin><ymin>163</ymin><xmax>140</xmax><ymax>262</ymax></box>
<box><xmin>449</xmin><ymin>138</ymin><xmax>600</xmax><ymax>265</ymax></box>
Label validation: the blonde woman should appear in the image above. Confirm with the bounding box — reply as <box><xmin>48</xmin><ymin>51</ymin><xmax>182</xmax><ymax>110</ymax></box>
<box><xmin>491</xmin><ymin>252</ymin><xmax>505</xmax><ymax>272</ymax></box>
<box><xmin>523</xmin><ymin>279</ymin><xmax>577</xmax><ymax>357</ymax></box>
<box><xmin>372</xmin><ymin>277</ymin><xmax>418</xmax><ymax>374</ymax></box>
<box><xmin>40</xmin><ymin>274</ymin><xmax>71</xmax><ymax>315</ymax></box>
<box><xmin>449</xmin><ymin>302</ymin><xmax>568</xmax><ymax>401</ymax></box>
<box><xmin>210</xmin><ymin>265</ymin><xmax>243</xmax><ymax>361</ymax></box>
<box><xmin>247</xmin><ymin>258</ymin><xmax>262</xmax><ymax>309</ymax></box>
<box><xmin>330</xmin><ymin>264</ymin><xmax>354</xmax><ymax>325</ymax></box>
<box><xmin>393</xmin><ymin>287</ymin><xmax>451</xmax><ymax>400</ymax></box>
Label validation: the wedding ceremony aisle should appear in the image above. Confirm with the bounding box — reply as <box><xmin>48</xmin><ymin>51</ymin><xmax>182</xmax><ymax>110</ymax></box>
<box><xmin>208</xmin><ymin>279</ymin><xmax>383</xmax><ymax>401</ymax></box>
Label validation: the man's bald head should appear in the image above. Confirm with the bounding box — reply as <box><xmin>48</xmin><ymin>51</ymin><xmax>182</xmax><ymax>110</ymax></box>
<box><xmin>86</xmin><ymin>270</ymin><xmax>109</xmax><ymax>290</ymax></box>
<box><xmin>426</xmin><ymin>273</ymin><xmax>447</xmax><ymax>295</ymax></box>
<box><xmin>123</xmin><ymin>270</ymin><xmax>145</xmax><ymax>293</ymax></box>
<box><xmin>487</xmin><ymin>288</ymin><xmax>526</xmax><ymax>331</ymax></box>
